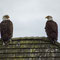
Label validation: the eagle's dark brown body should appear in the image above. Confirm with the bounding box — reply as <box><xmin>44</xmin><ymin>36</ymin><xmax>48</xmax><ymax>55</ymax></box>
<box><xmin>1</xmin><ymin>20</ymin><xmax>13</xmax><ymax>43</ymax></box>
<box><xmin>45</xmin><ymin>20</ymin><xmax>58</xmax><ymax>43</ymax></box>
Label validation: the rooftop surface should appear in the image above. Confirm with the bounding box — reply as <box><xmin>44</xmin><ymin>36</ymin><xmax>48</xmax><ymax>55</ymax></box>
<box><xmin>0</xmin><ymin>37</ymin><xmax>60</xmax><ymax>60</ymax></box>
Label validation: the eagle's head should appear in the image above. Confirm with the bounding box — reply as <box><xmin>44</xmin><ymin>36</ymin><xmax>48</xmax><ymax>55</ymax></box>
<box><xmin>45</xmin><ymin>15</ymin><xmax>53</xmax><ymax>21</ymax></box>
<box><xmin>3</xmin><ymin>15</ymin><xmax>10</xmax><ymax>20</ymax></box>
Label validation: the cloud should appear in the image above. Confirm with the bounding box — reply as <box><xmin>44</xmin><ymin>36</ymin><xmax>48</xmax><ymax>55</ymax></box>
<box><xmin>0</xmin><ymin>0</ymin><xmax>60</xmax><ymax>42</ymax></box>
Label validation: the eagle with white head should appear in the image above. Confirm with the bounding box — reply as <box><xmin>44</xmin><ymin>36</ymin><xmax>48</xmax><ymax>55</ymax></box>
<box><xmin>1</xmin><ymin>15</ymin><xmax>13</xmax><ymax>45</ymax></box>
<box><xmin>45</xmin><ymin>16</ymin><xmax>58</xmax><ymax>43</ymax></box>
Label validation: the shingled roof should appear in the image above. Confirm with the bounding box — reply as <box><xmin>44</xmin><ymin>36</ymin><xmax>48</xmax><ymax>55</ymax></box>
<box><xmin>0</xmin><ymin>37</ymin><xmax>60</xmax><ymax>60</ymax></box>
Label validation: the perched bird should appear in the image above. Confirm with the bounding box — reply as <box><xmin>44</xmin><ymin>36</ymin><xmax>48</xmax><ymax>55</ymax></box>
<box><xmin>45</xmin><ymin>16</ymin><xmax>58</xmax><ymax>43</ymax></box>
<box><xmin>1</xmin><ymin>15</ymin><xmax>13</xmax><ymax>45</ymax></box>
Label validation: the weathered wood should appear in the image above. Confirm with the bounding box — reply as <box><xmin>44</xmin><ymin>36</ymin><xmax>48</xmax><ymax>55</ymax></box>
<box><xmin>0</xmin><ymin>37</ymin><xmax>60</xmax><ymax>60</ymax></box>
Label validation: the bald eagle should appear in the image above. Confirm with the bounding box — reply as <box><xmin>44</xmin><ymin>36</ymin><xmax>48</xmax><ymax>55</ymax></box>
<box><xmin>1</xmin><ymin>15</ymin><xmax>13</xmax><ymax>45</ymax></box>
<box><xmin>45</xmin><ymin>16</ymin><xmax>58</xmax><ymax>43</ymax></box>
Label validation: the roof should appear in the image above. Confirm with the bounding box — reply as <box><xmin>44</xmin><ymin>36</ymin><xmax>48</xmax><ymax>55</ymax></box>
<box><xmin>0</xmin><ymin>37</ymin><xmax>60</xmax><ymax>60</ymax></box>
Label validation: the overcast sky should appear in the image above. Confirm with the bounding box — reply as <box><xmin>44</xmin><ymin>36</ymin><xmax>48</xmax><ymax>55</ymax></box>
<box><xmin>0</xmin><ymin>0</ymin><xmax>60</xmax><ymax>42</ymax></box>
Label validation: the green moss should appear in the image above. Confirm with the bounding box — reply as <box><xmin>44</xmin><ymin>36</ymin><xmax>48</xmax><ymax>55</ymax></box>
<box><xmin>0</xmin><ymin>37</ymin><xmax>60</xmax><ymax>60</ymax></box>
<box><xmin>0</xmin><ymin>37</ymin><xmax>60</xmax><ymax>48</ymax></box>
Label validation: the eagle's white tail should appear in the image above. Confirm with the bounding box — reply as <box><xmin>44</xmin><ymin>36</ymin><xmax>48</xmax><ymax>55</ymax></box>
<box><xmin>3</xmin><ymin>42</ymin><xmax>5</xmax><ymax>45</ymax></box>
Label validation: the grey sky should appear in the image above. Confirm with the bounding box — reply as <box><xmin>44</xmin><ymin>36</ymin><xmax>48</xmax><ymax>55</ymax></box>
<box><xmin>0</xmin><ymin>0</ymin><xmax>60</xmax><ymax>42</ymax></box>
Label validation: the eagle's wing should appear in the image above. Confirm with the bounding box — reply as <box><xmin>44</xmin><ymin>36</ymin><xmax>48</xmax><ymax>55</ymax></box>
<box><xmin>7</xmin><ymin>20</ymin><xmax>13</xmax><ymax>37</ymax></box>
<box><xmin>1</xmin><ymin>20</ymin><xmax>13</xmax><ymax>39</ymax></box>
<box><xmin>47</xmin><ymin>21</ymin><xmax>58</xmax><ymax>33</ymax></box>
<box><xmin>45</xmin><ymin>21</ymin><xmax>58</xmax><ymax>39</ymax></box>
